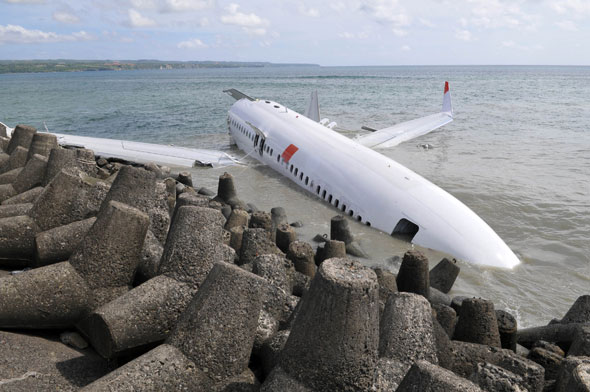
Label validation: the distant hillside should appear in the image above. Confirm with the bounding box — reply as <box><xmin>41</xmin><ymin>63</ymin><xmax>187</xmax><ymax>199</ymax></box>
<box><xmin>0</xmin><ymin>60</ymin><xmax>319</xmax><ymax>74</ymax></box>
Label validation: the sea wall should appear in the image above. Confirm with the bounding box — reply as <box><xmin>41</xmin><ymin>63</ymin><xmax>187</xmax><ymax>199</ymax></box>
<box><xmin>0</xmin><ymin>124</ymin><xmax>588</xmax><ymax>391</ymax></box>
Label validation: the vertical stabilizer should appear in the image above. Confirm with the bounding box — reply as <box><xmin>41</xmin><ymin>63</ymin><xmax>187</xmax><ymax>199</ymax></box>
<box><xmin>305</xmin><ymin>91</ymin><xmax>320</xmax><ymax>122</ymax></box>
<box><xmin>442</xmin><ymin>81</ymin><xmax>453</xmax><ymax>116</ymax></box>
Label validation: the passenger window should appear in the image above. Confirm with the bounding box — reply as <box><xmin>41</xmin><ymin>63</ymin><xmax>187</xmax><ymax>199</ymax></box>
<box><xmin>349</xmin><ymin>210</ymin><xmax>354</xmax><ymax>217</ymax></box>
<box><xmin>316</xmin><ymin>185</ymin><xmax>320</xmax><ymax>194</ymax></box>
<box><xmin>294</xmin><ymin>168</ymin><xmax>298</xmax><ymax>176</ymax></box>
<box><xmin>290</xmin><ymin>164</ymin><xmax>293</xmax><ymax>173</ymax></box>
<box><xmin>335</xmin><ymin>200</ymin><xmax>339</xmax><ymax>208</ymax></box>
<box><xmin>342</xmin><ymin>204</ymin><xmax>346</xmax><ymax>212</ymax></box>
<box><xmin>305</xmin><ymin>176</ymin><xmax>309</xmax><ymax>185</ymax></box>
<box><xmin>322</xmin><ymin>190</ymin><xmax>326</xmax><ymax>199</ymax></box>
<box><xmin>328</xmin><ymin>194</ymin><xmax>332</xmax><ymax>203</ymax></box>
<box><xmin>299</xmin><ymin>172</ymin><xmax>303</xmax><ymax>180</ymax></box>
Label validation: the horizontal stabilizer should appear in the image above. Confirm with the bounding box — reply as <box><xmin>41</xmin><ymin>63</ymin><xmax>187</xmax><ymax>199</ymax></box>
<box><xmin>223</xmin><ymin>89</ymin><xmax>255</xmax><ymax>102</ymax></box>
<box><xmin>356</xmin><ymin>82</ymin><xmax>453</xmax><ymax>148</ymax></box>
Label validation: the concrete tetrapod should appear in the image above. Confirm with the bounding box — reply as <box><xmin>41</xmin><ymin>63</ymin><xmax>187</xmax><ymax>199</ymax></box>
<box><xmin>82</xmin><ymin>262</ymin><xmax>266</xmax><ymax>391</ymax></box>
<box><xmin>26</xmin><ymin>133</ymin><xmax>58</xmax><ymax>161</ymax></box>
<box><xmin>0</xmin><ymin>261</ymin><xmax>91</xmax><ymax>328</ymax></box>
<box><xmin>396</xmin><ymin>360</ymin><xmax>483</xmax><ymax>392</ymax></box>
<box><xmin>43</xmin><ymin>148</ymin><xmax>76</xmax><ymax>185</ymax></box>
<box><xmin>80</xmin><ymin>206</ymin><xmax>226</xmax><ymax>359</ymax></box>
<box><xmin>33</xmin><ymin>217</ymin><xmax>96</xmax><ymax>267</ymax></box>
<box><xmin>396</xmin><ymin>249</ymin><xmax>430</xmax><ymax>298</ymax></box>
<box><xmin>6</xmin><ymin>125</ymin><xmax>36</xmax><ymax>155</ymax></box>
<box><xmin>0</xmin><ymin>214</ymin><xmax>39</xmax><ymax>264</ymax></box>
<box><xmin>379</xmin><ymin>292</ymin><xmax>438</xmax><ymax>366</ymax></box>
<box><xmin>266</xmin><ymin>258</ymin><xmax>379</xmax><ymax>391</ymax></box>
<box><xmin>12</xmin><ymin>153</ymin><xmax>48</xmax><ymax>194</ymax></box>
<box><xmin>454</xmin><ymin>297</ymin><xmax>502</xmax><ymax>348</ymax></box>
<box><xmin>0</xmin><ymin>146</ymin><xmax>28</xmax><ymax>175</ymax></box>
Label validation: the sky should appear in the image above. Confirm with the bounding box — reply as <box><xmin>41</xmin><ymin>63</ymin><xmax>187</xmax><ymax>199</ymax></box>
<box><xmin>0</xmin><ymin>0</ymin><xmax>589</xmax><ymax>66</ymax></box>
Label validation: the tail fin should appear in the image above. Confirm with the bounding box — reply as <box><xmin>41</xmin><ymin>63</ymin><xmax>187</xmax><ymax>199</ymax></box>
<box><xmin>304</xmin><ymin>91</ymin><xmax>320</xmax><ymax>122</ymax></box>
<box><xmin>442</xmin><ymin>81</ymin><xmax>453</xmax><ymax>116</ymax></box>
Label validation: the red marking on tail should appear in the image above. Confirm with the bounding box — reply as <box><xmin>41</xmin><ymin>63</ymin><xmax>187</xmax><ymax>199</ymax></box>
<box><xmin>444</xmin><ymin>81</ymin><xmax>449</xmax><ymax>94</ymax></box>
<box><xmin>281</xmin><ymin>144</ymin><xmax>299</xmax><ymax>163</ymax></box>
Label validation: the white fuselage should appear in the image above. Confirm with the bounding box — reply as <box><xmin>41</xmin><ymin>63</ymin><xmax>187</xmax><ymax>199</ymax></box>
<box><xmin>227</xmin><ymin>98</ymin><xmax>519</xmax><ymax>268</ymax></box>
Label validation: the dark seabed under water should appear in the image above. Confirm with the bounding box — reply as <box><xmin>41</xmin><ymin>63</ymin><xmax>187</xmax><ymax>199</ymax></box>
<box><xmin>1</xmin><ymin>65</ymin><xmax>588</xmax><ymax>327</ymax></box>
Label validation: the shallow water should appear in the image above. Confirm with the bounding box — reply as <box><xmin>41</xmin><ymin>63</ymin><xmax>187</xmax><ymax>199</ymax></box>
<box><xmin>1</xmin><ymin>65</ymin><xmax>588</xmax><ymax>327</ymax></box>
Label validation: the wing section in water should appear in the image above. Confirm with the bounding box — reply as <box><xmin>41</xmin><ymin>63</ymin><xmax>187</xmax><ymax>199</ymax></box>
<box><xmin>53</xmin><ymin>133</ymin><xmax>238</xmax><ymax>168</ymax></box>
<box><xmin>356</xmin><ymin>82</ymin><xmax>453</xmax><ymax>148</ymax></box>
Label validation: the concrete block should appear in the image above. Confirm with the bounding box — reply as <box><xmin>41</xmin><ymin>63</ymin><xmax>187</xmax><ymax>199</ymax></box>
<box><xmin>6</xmin><ymin>125</ymin><xmax>35</xmax><ymax>155</ymax></box>
<box><xmin>429</xmin><ymin>257</ymin><xmax>460</xmax><ymax>294</ymax></box>
<box><xmin>315</xmin><ymin>239</ymin><xmax>345</xmax><ymax>266</ymax></box>
<box><xmin>69</xmin><ymin>201</ymin><xmax>149</xmax><ymax>290</ymax></box>
<box><xmin>497</xmin><ymin>309</ymin><xmax>518</xmax><ymax>352</ymax></box>
<box><xmin>555</xmin><ymin>356</ymin><xmax>590</xmax><ymax>392</ymax></box>
<box><xmin>286</xmin><ymin>240</ymin><xmax>316</xmax><ymax>278</ymax></box>
<box><xmin>469</xmin><ymin>362</ymin><xmax>528</xmax><ymax>392</ymax></box>
<box><xmin>2</xmin><ymin>185</ymin><xmax>43</xmax><ymax>205</ymax></box>
<box><xmin>0</xmin><ymin>202</ymin><xmax>32</xmax><ymax>218</ymax></box>
<box><xmin>518</xmin><ymin>323</ymin><xmax>586</xmax><ymax>349</ymax></box>
<box><xmin>277</xmin><ymin>258</ymin><xmax>379</xmax><ymax>391</ymax></box>
<box><xmin>0</xmin><ymin>166</ymin><xmax>22</xmax><ymax>184</ymax></box>
<box><xmin>33</xmin><ymin>217</ymin><xmax>96</xmax><ymax>267</ymax></box>
<box><xmin>260</xmin><ymin>366</ymin><xmax>312</xmax><ymax>392</ymax></box>
<box><xmin>433</xmin><ymin>303</ymin><xmax>457</xmax><ymax>338</ymax></box>
<box><xmin>26</xmin><ymin>133</ymin><xmax>58</xmax><ymax>161</ymax></box>
<box><xmin>43</xmin><ymin>148</ymin><xmax>76</xmax><ymax>185</ymax></box>
<box><xmin>0</xmin><ymin>183</ymin><xmax>17</xmax><ymax>203</ymax></box>
<box><xmin>396</xmin><ymin>360</ymin><xmax>483</xmax><ymax>392</ymax></box>
<box><xmin>569</xmin><ymin>326</ymin><xmax>590</xmax><ymax>357</ymax></box>
<box><xmin>2</xmin><ymin>146</ymin><xmax>28</xmax><ymax>174</ymax></box>
<box><xmin>380</xmin><ymin>292</ymin><xmax>438</xmax><ymax>365</ymax></box>
<box><xmin>371</xmin><ymin>357</ymin><xmax>410</xmax><ymax>392</ymax></box>
<box><xmin>330</xmin><ymin>215</ymin><xmax>354</xmax><ymax>244</ymax></box>
<box><xmin>135</xmin><ymin>229</ymin><xmax>164</xmax><ymax>283</ymax></box>
<box><xmin>225</xmin><ymin>208</ymin><xmax>249</xmax><ymax>230</ymax></box>
<box><xmin>0</xmin><ymin>215</ymin><xmax>39</xmax><ymax>262</ymax></box>
<box><xmin>562</xmin><ymin>295</ymin><xmax>590</xmax><ymax>324</ymax></box>
<box><xmin>276</xmin><ymin>223</ymin><xmax>297</xmax><ymax>254</ymax></box>
<box><xmin>454</xmin><ymin>298</ymin><xmax>502</xmax><ymax>347</ymax></box>
<box><xmin>159</xmin><ymin>206</ymin><xmax>226</xmax><ymax>287</ymax></box>
<box><xmin>0</xmin><ymin>261</ymin><xmax>91</xmax><ymax>328</ymax></box>
<box><xmin>12</xmin><ymin>153</ymin><xmax>48</xmax><ymax>194</ymax></box>
<box><xmin>396</xmin><ymin>249</ymin><xmax>430</xmax><ymax>298</ymax></box>
<box><xmin>239</xmin><ymin>227</ymin><xmax>283</xmax><ymax>265</ymax></box>
<box><xmin>258</xmin><ymin>330</ymin><xmax>290</xmax><ymax>376</ymax></box>
<box><xmin>528</xmin><ymin>347</ymin><xmax>563</xmax><ymax>380</ymax></box>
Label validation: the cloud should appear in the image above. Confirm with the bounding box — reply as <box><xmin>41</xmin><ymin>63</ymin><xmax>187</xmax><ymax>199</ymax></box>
<box><xmin>361</xmin><ymin>0</ymin><xmax>411</xmax><ymax>28</ymax></box>
<box><xmin>392</xmin><ymin>28</ymin><xmax>407</xmax><ymax>37</ymax></box>
<box><xmin>552</xmin><ymin>0</ymin><xmax>590</xmax><ymax>15</ymax></box>
<box><xmin>461</xmin><ymin>0</ymin><xmax>539</xmax><ymax>31</ymax></box>
<box><xmin>419</xmin><ymin>18</ymin><xmax>435</xmax><ymax>28</ymax></box>
<box><xmin>455</xmin><ymin>29</ymin><xmax>474</xmax><ymax>41</ymax></box>
<box><xmin>401</xmin><ymin>45</ymin><xmax>410</xmax><ymax>51</ymax></box>
<box><xmin>220</xmin><ymin>3</ymin><xmax>269</xmax><ymax>36</ymax></box>
<box><xmin>555</xmin><ymin>20</ymin><xmax>578</xmax><ymax>31</ymax></box>
<box><xmin>177</xmin><ymin>37</ymin><xmax>208</xmax><ymax>48</ymax></box>
<box><xmin>53</xmin><ymin>11</ymin><xmax>80</xmax><ymax>24</ymax></box>
<box><xmin>338</xmin><ymin>31</ymin><xmax>369</xmax><ymax>39</ymax></box>
<box><xmin>0</xmin><ymin>24</ymin><xmax>93</xmax><ymax>44</ymax></box>
<box><xmin>501</xmin><ymin>40</ymin><xmax>543</xmax><ymax>51</ymax></box>
<box><xmin>298</xmin><ymin>3</ymin><xmax>319</xmax><ymax>17</ymax></box>
<box><xmin>2</xmin><ymin>0</ymin><xmax>45</xmax><ymax>3</ymax></box>
<box><xmin>130</xmin><ymin>0</ymin><xmax>214</xmax><ymax>13</ymax></box>
<box><xmin>127</xmin><ymin>9</ymin><xmax>157</xmax><ymax>27</ymax></box>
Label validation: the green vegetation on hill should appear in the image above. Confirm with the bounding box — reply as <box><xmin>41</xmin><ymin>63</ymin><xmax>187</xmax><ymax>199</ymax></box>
<box><xmin>0</xmin><ymin>60</ymin><xmax>319</xmax><ymax>74</ymax></box>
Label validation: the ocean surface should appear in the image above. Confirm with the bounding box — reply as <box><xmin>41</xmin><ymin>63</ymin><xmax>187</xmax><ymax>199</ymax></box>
<box><xmin>1</xmin><ymin>66</ymin><xmax>588</xmax><ymax>328</ymax></box>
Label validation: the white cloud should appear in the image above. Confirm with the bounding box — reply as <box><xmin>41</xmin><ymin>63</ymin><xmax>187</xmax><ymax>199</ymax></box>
<box><xmin>130</xmin><ymin>0</ymin><xmax>214</xmax><ymax>13</ymax></box>
<box><xmin>401</xmin><ymin>45</ymin><xmax>410</xmax><ymax>51</ymax></box>
<box><xmin>552</xmin><ymin>0</ymin><xmax>590</xmax><ymax>15</ymax></box>
<box><xmin>555</xmin><ymin>20</ymin><xmax>578</xmax><ymax>31</ymax></box>
<box><xmin>220</xmin><ymin>3</ymin><xmax>269</xmax><ymax>36</ymax></box>
<box><xmin>361</xmin><ymin>0</ymin><xmax>411</xmax><ymax>28</ymax></box>
<box><xmin>0</xmin><ymin>24</ymin><xmax>93</xmax><ymax>44</ymax></box>
<box><xmin>392</xmin><ymin>28</ymin><xmax>407</xmax><ymax>37</ymax></box>
<box><xmin>177</xmin><ymin>37</ymin><xmax>208</xmax><ymax>48</ymax></box>
<box><xmin>419</xmin><ymin>18</ymin><xmax>435</xmax><ymax>28</ymax></box>
<box><xmin>298</xmin><ymin>3</ymin><xmax>319</xmax><ymax>17</ymax></box>
<box><xmin>53</xmin><ymin>11</ymin><xmax>80</xmax><ymax>24</ymax></box>
<box><xmin>2</xmin><ymin>0</ymin><xmax>45</xmax><ymax>3</ymax></box>
<box><xmin>461</xmin><ymin>0</ymin><xmax>539</xmax><ymax>31</ymax></box>
<box><xmin>501</xmin><ymin>40</ymin><xmax>543</xmax><ymax>51</ymax></box>
<box><xmin>128</xmin><ymin>9</ymin><xmax>157</xmax><ymax>27</ymax></box>
<box><xmin>338</xmin><ymin>31</ymin><xmax>369</xmax><ymax>39</ymax></box>
<box><xmin>455</xmin><ymin>29</ymin><xmax>474</xmax><ymax>41</ymax></box>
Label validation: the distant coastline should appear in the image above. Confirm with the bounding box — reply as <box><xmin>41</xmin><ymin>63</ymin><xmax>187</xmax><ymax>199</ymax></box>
<box><xmin>0</xmin><ymin>60</ymin><xmax>320</xmax><ymax>74</ymax></box>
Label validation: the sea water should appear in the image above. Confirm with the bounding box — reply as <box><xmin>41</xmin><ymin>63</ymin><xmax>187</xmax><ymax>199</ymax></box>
<box><xmin>1</xmin><ymin>65</ymin><xmax>588</xmax><ymax>327</ymax></box>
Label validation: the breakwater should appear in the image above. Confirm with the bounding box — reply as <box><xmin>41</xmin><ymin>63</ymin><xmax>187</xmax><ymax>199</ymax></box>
<box><xmin>0</xmin><ymin>122</ymin><xmax>588</xmax><ymax>391</ymax></box>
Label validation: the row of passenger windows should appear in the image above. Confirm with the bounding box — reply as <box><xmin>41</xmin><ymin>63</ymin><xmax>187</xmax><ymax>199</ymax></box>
<box><xmin>284</xmin><ymin>160</ymin><xmax>371</xmax><ymax>227</ymax></box>
<box><xmin>229</xmin><ymin>117</ymin><xmax>275</xmax><ymax>158</ymax></box>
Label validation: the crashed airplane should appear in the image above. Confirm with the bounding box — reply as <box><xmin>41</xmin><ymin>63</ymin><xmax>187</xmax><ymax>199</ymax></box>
<box><xmin>0</xmin><ymin>82</ymin><xmax>520</xmax><ymax>268</ymax></box>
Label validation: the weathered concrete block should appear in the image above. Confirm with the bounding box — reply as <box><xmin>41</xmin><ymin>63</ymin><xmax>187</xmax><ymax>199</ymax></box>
<box><xmin>80</xmin><ymin>343</ymin><xmax>204</xmax><ymax>391</ymax></box>
<box><xmin>518</xmin><ymin>323</ymin><xmax>585</xmax><ymax>349</ymax></box>
<box><xmin>159</xmin><ymin>206</ymin><xmax>226</xmax><ymax>288</ymax></box>
<box><xmin>371</xmin><ymin>357</ymin><xmax>410</xmax><ymax>392</ymax></box>
<box><xmin>429</xmin><ymin>257</ymin><xmax>460</xmax><ymax>294</ymax></box>
<box><xmin>170</xmin><ymin>192</ymin><xmax>210</xmax><ymax>225</ymax></box>
<box><xmin>258</xmin><ymin>330</ymin><xmax>290</xmax><ymax>376</ymax></box>
<box><xmin>380</xmin><ymin>292</ymin><xmax>438</xmax><ymax>365</ymax></box>
<box><xmin>99</xmin><ymin>165</ymin><xmax>169</xmax><ymax>243</ymax></box>
<box><xmin>396</xmin><ymin>249</ymin><xmax>430</xmax><ymax>298</ymax></box>
<box><xmin>252</xmin><ymin>254</ymin><xmax>294</xmax><ymax>294</ymax></box>
<box><xmin>43</xmin><ymin>148</ymin><xmax>76</xmax><ymax>185</ymax></box>
<box><xmin>1</xmin><ymin>185</ymin><xmax>43</xmax><ymax>205</ymax></box>
<box><xmin>433</xmin><ymin>303</ymin><xmax>457</xmax><ymax>338</ymax></box>
<box><xmin>6</xmin><ymin>124</ymin><xmax>36</xmax><ymax>155</ymax></box>
<box><xmin>569</xmin><ymin>326</ymin><xmax>590</xmax><ymax>357</ymax></box>
<box><xmin>30</xmin><ymin>168</ymin><xmax>108</xmax><ymax>231</ymax></box>
<box><xmin>33</xmin><ymin>217</ymin><xmax>96</xmax><ymax>267</ymax></box>
<box><xmin>277</xmin><ymin>258</ymin><xmax>379</xmax><ymax>391</ymax></box>
<box><xmin>497</xmin><ymin>309</ymin><xmax>518</xmax><ymax>352</ymax></box>
<box><xmin>0</xmin><ymin>261</ymin><xmax>91</xmax><ymax>328</ymax></box>
<box><xmin>215</xmin><ymin>172</ymin><xmax>244</xmax><ymax>209</ymax></box>
<box><xmin>0</xmin><ymin>214</ymin><xmax>39</xmax><ymax>262</ymax></box>
<box><xmin>0</xmin><ymin>330</ymin><xmax>111</xmax><ymax>391</ymax></box>
<box><xmin>330</xmin><ymin>215</ymin><xmax>354</xmax><ymax>244</ymax></box>
<box><xmin>528</xmin><ymin>347</ymin><xmax>563</xmax><ymax>380</ymax></box>
<box><xmin>555</xmin><ymin>356</ymin><xmax>590</xmax><ymax>392</ymax></box>
<box><xmin>433</xmin><ymin>317</ymin><xmax>454</xmax><ymax>371</ymax></box>
<box><xmin>0</xmin><ymin>183</ymin><xmax>17</xmax><ymax>203</ymax></box>
<box><xmin>286</xmin><ymin>240</ymin><xmax>316</xmax><ymax>278</ymax></box>
<box><xmin>26</xmin><ymin>133</ymin><xmax>58</xmax><ymax>161</ymax></box>
<box><xmin>78</xmin><ymin>275</ymin><xmax>193</xmax><ymax>359</ymax></box>
<box><xmin>225</xmin><ymin>208</ymin><xmax>249</xmax><ymax>231</ymax></box>
<box><xmin>451</xmin><ymin>341</ymin><xmax>546</xmax><ymax>392</ymax></box>
<box><xmin>229</xmin><ymin>225</ymin><xmax>244</xmax><ymax>253</ymax></box>
<box><xmin>0</xmin><ymin>202</ymin><xmax>32</xmax><ymax>218</ymax></box>
<box><xmin>135</xmin><ymin>229</ymin><xmax>164</xmax><ymax>283</ymax></box>
<box><xmin>469</xmin><ymin>362</ymin><xmax>528</xmax><ymax>392</ymax></box>
<box><xmin>454</xmin><ymin>298</ymin><xmax>502</xmax><ymax>347</ymax></box>
<box><xmin>396</xmin><ymin>360</ymin><xmax>483</xmax><ymax>392</ymax></box>
<box><xmin>12</xmin><ymin>153</ymin><xmax>48</xmax><ymax>194</ymax></box>
<box><xmin>261</xmin><ymin>366</ymin><xmax>312</xmax><ymax>392</ymax></box>
<box><xmin>562</xmin><ymin>295</ymin><xmax>590</xmax><ymax>324</ymax></box>
<box><xmin>2</xmin><ymin>145</ymin><xmax>28</xmax><ymax>174</ymax></box>
<box><xmin>315</xmin><ymin>239</ymin><xmax>346</xmax><ymax>266</ymax></box>
<box><xmin>0</xmin><ymin>166</ymin><xmax>22</xmax><ymax>184</ymax></box>
<box><xmin>239</xmin><ymin>227</ymin><xmax>283</xmax><ymax>265</ymax></box>
<box><xmin>69</xmin><ymin>200</ymin><xmax>149</xmax><ymax>290</ymax></box>
<box><xmin>167</xmin><ymin>262</ymin><xmax>266</xmax><ymax>382</ymax></box>
<box><xmin>276</xmin><ymin>223</ymin><xmax>297</xmax><ymax>254</ymax></box>
<box><xmin>0</xmin><ymin>136</ymin><xmax>8</xmax><ymax>151</ymax></box>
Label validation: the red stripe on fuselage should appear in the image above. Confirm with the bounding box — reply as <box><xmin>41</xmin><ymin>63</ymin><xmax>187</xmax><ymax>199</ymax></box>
<box><xmin>281</xmin><ymin>144</ymin><xmax>299</xmax><ymax>163</ymax></box>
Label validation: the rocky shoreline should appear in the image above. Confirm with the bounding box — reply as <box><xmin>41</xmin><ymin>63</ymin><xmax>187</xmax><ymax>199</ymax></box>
<box><xmin>0</xmin><ymin>123</ymin><xmax>588</xmax><ymax>391</ymax></box>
